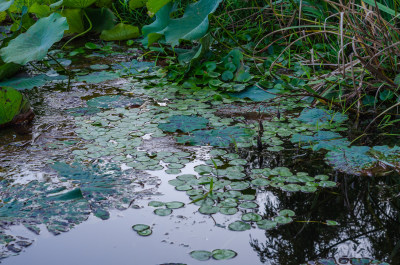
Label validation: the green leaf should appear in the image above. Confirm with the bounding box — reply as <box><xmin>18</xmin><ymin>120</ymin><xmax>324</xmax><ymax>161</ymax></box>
<box><xmin>142</xmin><ymin>0</ymin><xmax>222</xmax><ymax>46</ymax></box>
<box><xmin>28</xmin><ymin>3</ymin><xmax>51</xmax><ymax>18</ymax></box>
<box><xmin>256</xmin><ymin>220</ymin><xmax>277</xmax><ymax>230</ymax></box>
<box><xmin>228</xmin><ymin>221</ymin><xmax>251</xmax><ymax>231</ymax></box>
<box><xmin>326</xmin><ymin>220</ymin><xmax>339</xmax><ymax>226</ymax></box>
<box><xmin>85</xmin><ymin>8</ymin><xmax>116</xmax><ymax>33</ymax></box>
<box><xmin>100</xmin><ymin>23</ymin><xmax>140</xmax><ymax>41</ymax></box>
<box><xmin>154</xmin><ymin>208</ymin><xmax>172</xmax><ymax>216</ymax></box>
<box><xmin>0</xmin><ymin>87</ymin><xmax>31</xmax><ymax>126</ymax></box>
<box><xmin>221</xmin><ymin>70</ymin><xmax>233</xmax><ymax>81</ymax></box>
<box><xmin>211</xmin><ymin>249</ymin><xmax>237</xmax><ymax>260</ymax></box>
<box><xmin>0</xmin><ymin>0</ymin><xmax>13</xmax><ymax>12</ymax></box>
<box><xmin>132</xmin><ymin>224</ymin><xmax>150</xmax><ymax>232</ymax></box>
<box><xmin>63</xmin><ymin>0</ymin><xmax>96</xmax><ymax>8</ymax></box>
<box><xmin>129</xmin><ymin>0</ymin><xmax>147</xmax><ymax>9</ymax></box>
<box><xmin>0</xmin><ymin>13</ymin><xmax>68</xmax><ymax>65</ymax></box>
<box><xmin>146</xmin><ymin>0</ymin><xmax>170</xmax><ymax>16</ymax></box>
<box><xmin>158</xmin><ymin>115</ymin><xmax>209</xmax><ymax>133</ymax></box>
<box><xmin>190</xmin><ymin>250</ymin><xmax>212</xmax><ymax>261</ymax></box>
<box><xmin>297</xmin><ymin>108</ymin><xmax>348</xmax><ymax>126</ymax></box>
<box><xmin>61</xmin><ymin>9</ymin><xmax>84</xmax><ymax>34</ymax></box>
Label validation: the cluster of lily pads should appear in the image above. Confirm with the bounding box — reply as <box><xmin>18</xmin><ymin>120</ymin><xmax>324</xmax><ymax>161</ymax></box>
<box><xmin>148</xmin><ymin>200</ymin><xmax>185</xmax><ymax>216</ymax></box>
<box><xmin>190</xmin><ymin>249</ymin><xmax>237</xmax><ymax>261</ymax></box>
<box><xmin>132</xmin><ymin>224</ymin><xmax>152</xmax><ymax>236</ymax></box>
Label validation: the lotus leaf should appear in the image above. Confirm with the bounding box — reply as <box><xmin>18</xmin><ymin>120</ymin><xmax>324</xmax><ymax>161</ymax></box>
<box><xmin>100</xmin><ymin>23</ymin><xmax>140</xmax><ymax>41</ymax></box>
<box><xmin>132</xmin><ymin>224</ymin><xmax>150</xmax><ymax>232</ymax></box>
<box><xmin>63</xmin><ymin>0</ymin><xmax>96</xmax><ymax>8</ymax></box>
<box><xmin>0</xmin><ymin>87</ymin><xmax>31</xmax><ymax>126</ymax></box>
<box><xmin>0</xmin><ymin>13</ymin><xmax>68</xmax><ymax>65</ymax></box>
<box><xmin>219</xmin><ymin>207</ymin><xmax>238</xmax><ymax>215</ymax></box>
<box><xmin>198</xmin><ymin>205</ymin><xmax>219</xmax><ymax>215</ymax></box>
<box><xmin>142</xmin><ymin>0</ymin><xmax>222</xmax><ymax>46</ymax></box>
<box><xmin>154</xmin><ymin>208</ymin><xmax>172</xmax><ymax>216</ymax></box>
<box><xmin>257</xmin><ymin>220</ymin><xmax>277</xmax><ymax>230</ymax></box>
<box><xmin>297</xmin><ymin>108</ymin><xmax>348</xmax><ymax>126</ymax></box>
<box><xmin>165</xmin><ymin>201</ymin><xmax>184</xmax><ymax>209</ymax></box>
<box><xmin>158</xmin><ymin>115</ymin><xmax>209</xmax><ymax>133</ymax></box>
<box><xmin>241</xmin><ymin>213</ymin><xmax>262</xmax><ymax>222</ymax></box>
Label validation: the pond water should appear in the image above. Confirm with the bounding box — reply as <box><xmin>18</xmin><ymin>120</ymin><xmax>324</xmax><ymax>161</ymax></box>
<box><xmin>0</xmin><ymin>44</ymin><xmax>398</xmax><ymax>265</ymax></box>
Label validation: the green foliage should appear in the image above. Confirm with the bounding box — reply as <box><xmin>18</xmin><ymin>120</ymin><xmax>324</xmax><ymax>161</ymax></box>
<box><xmin>0</xmin><ymin>86</ymin><xmax>29</xmax><ymax>126</ymax></box>
<box><xmin>0</xmin><ymin>0</ymin><xmax>13</xmax><ymax>12</ymax></box>
<box><xmin>100</xmin><ymin>23</ymin><xmax>140</xmax><ymax>41</ymax></box>
<box><xmin>158</xmin><ymin>115</ymin><xmax>209</xmax><ymax>133</ymax></box>
<box><xmin>0</xmin><ymin>13</ymin><xmax>68</xmax><ymax>65</ymax></box>
<box><xmin>142</xmin><ymin>0</ymin><xmax>222</xmax><ymax>46</ymax></box>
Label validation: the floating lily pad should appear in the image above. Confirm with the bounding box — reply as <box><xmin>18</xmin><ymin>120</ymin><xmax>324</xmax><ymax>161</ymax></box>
<box><xmin>291</xmin><ymin>131</ymin><xmax>350</xmax><ymax>151</ymax></box>
<box><xmin>148</xmin><ymin>201</ymin><xmax>164</xmax><ymax>207</ymax></box>
<box><xmin>190</xmin><ymin>250</ymin><xmax>212</xmax><ymax>261</ymax></box>
<box><xmin>137</xmin><ymin>228</ymin><xmax>152</xmax><ymax>236</ymax></box>
<box><xmin>89</xmin><ymin>64</ymin><xmax>109</xmax><ymax>70</ymax></box>
<box><xmin>281</xmin><ymin>184</ymin><xmax>301</xmax><ymax>192</ymax></box>
<box><xmin>256</xmin><ymin>220</ymin><xmax>277</xmax><ymax>230</ymax></box>
<box><xmin>318</xmin><ymin>181</ymin><xmax>336</xmax><ymax>188</ymax></box>
<box><xmin>230</xmin><ymin>85</ymin><xmax>278</xmax><ymax>101</ymax></box>
<box><xmin>278</xmin><ymin>209</ymin><xmax>295</xmax><ymax>217</ymax></box>
<box><xmin>241</xmin><ymin>213</ymin><xmax>262</xmax><ymax>222</ymax></box>
<box><xmin>87</xmin><ymin>95</ymin><xmax>143</xmax><ymax>109</ymax></box>
<box><xmin>297</xmin><ymin>108</ymin><xmax>348</xmax><ymax>126</ymax></box>
<box><xmin>228</xmin><ymin>221</ymin><xmax>251</xmax><ymax>231</ymax></box>
<box><xmin>239</xmin><ymin>202</ymin><xmax>258</xmax><ymax>209</ymax></box>
<box><xmin>274</xmin><ymin>215</ymin><xmax>293</xmax><ymax>224</ymax></box>
<box><xmin>219</xmin><ymin>207</ymin><xmax>238</xmax><ymax>215</ymax></box>
<box><xmin>165</xmin><ymin>201</ymin><xmax>185</xmax><ymax>209</ymax></box>
<box><xmin>176</xmin><ymin>126</ymin><xmax>253</xmax><ymax>147</ymax></box>
<box><xmin>132</xmin><ymin>224</ymin><xmax>150</xmax><ymax>232</ymax></box>
<box><xmin>198</xmin><ymin>205</ymin><xmax>219</xmax><ymax>215</ymax></box>
<box><xmin>158</xmin><ymin>115</ymin><xmax>209</xmax><ymax>133</ymax></box>
<box><xmin>75</xmin><ymin>71</ymin><xmax>119</xmax><ymax>84</ymax></box>
<box><xmin>154</xmin><ymin>208</ymin><xmax>172</xmax><ymax>216</ymax></box>
<box><xmin>212</xmin><ymin>249</ymin><xmax>237</xmax><ymax>260</ymax></box>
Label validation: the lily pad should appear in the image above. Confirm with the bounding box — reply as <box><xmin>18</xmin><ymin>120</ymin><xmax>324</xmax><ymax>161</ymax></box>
<box><xmin>165</xmin><ymin>201</ymin><xmax>185</xmax><ymax>209</ymax></box>
<box><xmin>239</xmin><ymin>202</ymin><xmax>258</xmax><ymax>209</ymax></box>
<box><xmin>148</xmin><ymin>201</ymin><xmax>164</xmax><ymax>207</ymax></box>
<box><xmin>190</xmin><ymin>250</ymin><xmax>212</xmax><ymax>261</ymax></box>
<box><xmin>154</xmin><ymin>208</ymin><xmax>172</xmax><ymax>216</ymax></box>
<box><xmin>256</xmin><ymin>220</ymin><xmax>277</xmax><ymax>230</ymax></box>
<box><xmin>87</xmin><ymin>95</ymin><xmax>143</xmax><ymax>109</ymax></box>
<box><xmin>228</xmin><ymin>221</ymin><xmax>251</xmax><ymax>231</ymax></box>
<box><xmin>100</xmin><ymin>23</ymin><xmax>140</xmax><ymax>41</ymax></box>
<box><xmin>176</xmin><ymin>126</ymin><xmax>253</xmax><ymax>147</ymax></box>
<box><xmin>198</xmin><ymin>205</ymin><xmax>219</xmax><ymax>215</ymax></box>
<box><xmin>212</xmin><ymin>249</ymin><xmax>237</xmax><ymax>260</ymax></box>
<box><xmin>278</xmin><ymin>209</ymin><xmax>295</xmax><ymax>217</ymax></box>
<box><xmin>75</xmin><ymin>71</ymin><xmax>120</xmax><ymax>84</ymax></box>
<box><xmin>219</xmin><ymin>207</ymin><xmax>238</xmax><ymax>215</ymax></box>
<box><xmin>137</xmin><ymin>228</ymin><xmax>152</xmax><ymax>236</ymax></box>
<box><xmin>298</xmin><ymin>108</ymin><xmax>348</xmax><ymax>126</ymax></box>
<box><xmin>132</xmin><ymin>224</ymin><xmax>150</xmax><ymax>232</ymax></box>
<box><xmin>241</xmin><ymin>213</ymin><xmax>262</xmax><ymax>222</ymax></box>
<box><xmin>158</xmin><ymin>115</ymin><xmax>208</xmax><ymax>133</ymax></box>
<box><xmin>274</xmin><ymin>215</ymin><xmax>293</xmax><ymax>224</ymax></box>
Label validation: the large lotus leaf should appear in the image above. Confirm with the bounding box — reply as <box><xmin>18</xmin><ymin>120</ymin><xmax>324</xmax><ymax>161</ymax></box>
<box><xmin>85</xmin><ymin>8</ymin><xmax>116</xmax><ymax>33</ymax></box>
<box><xmin>95</xmin><ymin>0</ymin><xmax>113</xmax><ymax>8</ymax></box>
<box><xmin>100</xmin><ymin>23</ymin><xmax>140</xmax><ymax>41</ymax></box>
<box><xmin>0</xmin><ymin>0</ymin><xmax>13</xmax><ymax>11</ymax></box>
<box><xmin>230</xmin><ymin>86</ymin><xmax>282</xmax><ymax>101</ymax></box>
<box><xmin>0</xmin><ymin>87</ymin><xmax>29</xmax><ymax>126</ymax></box>
<box><xmin>325</xmin><ymin>146</ymin><xmax>377</xmax><ymax>175</ymax></box>
<box><xmin>0</xmin><ymin>74</ymin><xmax>48</xmax><ymax>90</ymax></box>
<box><xmin>298</xmin><ymin>108</ymin><xmax>348</xmax><ymax>126</ymax></box>
<box><xmin>0</xmin><ymin>62</ymin><xmax>21</xmax><ymax>81</ymax></box>
<box><xmin>291</xmin><ymin>131</ymin><xmax>350</xmax><ymax>151</ymax></box>
<box><xmin>61</xmin><ymin>9</ymin><xmax>84</xmax><ymax>34</ymax></box>
<box><xmin>141</xmin><ymin>2</ymin><xmax>171</xmax><ymax>46</ymax></box>
<box><xmin>75</xmin><ymin>71</ymin><xmax>119</xmax><ymax>84</ymax></box>
<box><xmin>176</xmin><ymin>126</ymin><xmax>253</xmax><ymax>147</ymax></box>
<box><xmin>87</xmin><ymin>95</ymin><xmax>143</xmax><ymax>109</ymax></box>
<box><xmin>143</xmin><ymin>0</ymin><xmax>222</xmax><ymax>46</ymax></box>
<box><xmin>63</xmin><ymin>0</ymin><xmax>96</xmax><ymax>8</ymax></box>
<box><xmin>0</xmin><ymin>13</ymin><xmax>68</xmax><ymax>65</ymax></box>
<box><xmin>158</xmin><ymin>115</ymin><xmax>209</xmax><ymax>133</ymax></box>
<box><xmin>129</xmin><ymin>0</ymin><xmax>147</xmax><ymax>9</ymax></box>
<box><xmin>28</xmin><ymin>3</ymin><xmax>51</xmax><ymax>18</ymax></box>
<box><xmin>146</xmin><ymin>0</ymin><xmax>169</xmax><ymax>16</ymax></box>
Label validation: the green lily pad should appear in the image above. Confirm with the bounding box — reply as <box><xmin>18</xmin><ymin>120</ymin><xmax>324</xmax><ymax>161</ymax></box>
<box><xmin>165</xmin><ymin>201</ymin><xmax>185</xmax><ymax>209</ymax></box>
<box><xmin>241</xmin><ymin>213</ymin><xmax>262</xmax><ymax>222</ymax></box>
<box><xmin>175</xmin><ymin>184</ymin><xmax>192</xmax><ymax>191</ymax></box>
<box><xmin>176</xmin><ymin>126</ymin><xmax>253</xmax><ymax>147</ymax></box>
<box><xmin>297</xmin><ymin>108</ymin><xmax>348</xmax><ymax>126</ymax></box>
<box><xmin>278</xmin><ymin>209</ymin><xmax>295</xmax><ymax>217</ymax></box>
<box><xmin>291</xmin><ymin>131</ymin><xmax>350</xmax><ymax>151</ymax></box>
<box><xmin>168</xmin><ymin>179</ymin><xmax>185</xmax><ymax>186</ymax></box>
<box><xmin>132</xmin><ymin>224</ymin><xmax>150</xmax><ymax>232</ymax></box>
<box><xmin>158</xmin><ymin>115</ymin><xmax>209</xmax><ymax>133</ymax></box>
<box><xmin>167</xmin><ymin>163</ymin><xmax>184</xmax><ymax>169</ymax></box>
<box><xmin>318</xmin><ymin>181</ymin><xmax>336</xmax><ymax>188</ymax></box>
<box><xmin>229</xmin><ymin>182</ymin><xmax>249</xmax><ymax>190</ymax></box>
<box><xmin>300</xmin><ymin>186</ymin><xmax>317</xmax><ymax>192</ymax></box>
<box><xmin>219</xmin><ymin>207</ymin><xmax>238</xmax><ymax>215</ymax></box>
<box><xmin>256</xmin><ymin>220</ymin><xmax>277</xmax><ymax>230</ymax></box>
<box><xmin>281</xmin><ymin>184</ymin><xmax>301</xmax><ymax>192</ymax></box>
<box><xmin>148</xmin><ymin>201</ymin><xmax>164</xmax><ymax>207</ymax></box>
<box><xmin>87</xmin><ymin>95</ymin><xmax>143</xmax><ymax>109</ymax></box>
<box><xmin>0</xmin><ymin>13</ymin><xmax>69</xmax><ymax>65</ymax></box>
<box><xmin>251</xmin><ymin>178</ymin><xmax>270</xmax><ymax>186</ymax></box>
<box><xmin>75</xmin><ymin>71</ymin><xmax>120</xmax><ymax>84</ymax></box>
<box><xmin>212</xmin><ymin>249</ymin><xmax>237</xmax><ymax>260</ymax></box>
<box><xmin>228</xmin><ymin>221</ymin><xmax>251</xmax><ymax>231</ymax></box>
<box><xmin>190</xmin><ymin>250</ymin><xmax>212</xmax><ymax>261</ymax></box>
<box><xmin>274</xmin><ymin>215</ymin><xmax>293</xmax><ymax>224</ymax></box>
<box><xmin>198</xmin><ymin>205</ymin><xmax>219</xmax><ymax>215</ymax></box>
<box><xmin>154</xmin><ymin>208</ymin><xmax>172</xmax><ymax>216</ymax></box>
<box><xmin>89</xmin><ymin>64</ymin><xmax>110</xmax><ymax>70</ymax></box>
<box><xmin>137</xmin><ymin>228</ymin><xmax>152</xmax><ymax>236</ymax></box>
<box><xmin>239</xmin><ymin>202</ymin><xmax>258</xmax><ymax>209</ymax></box>
<box><xmin>217</xmin><ymin>198</ymin><xmax>237</xmax><ymax>208</ymax></box>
